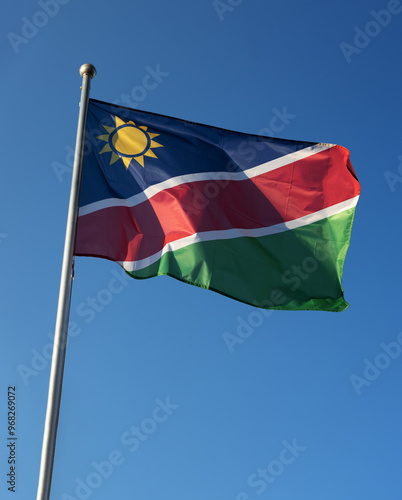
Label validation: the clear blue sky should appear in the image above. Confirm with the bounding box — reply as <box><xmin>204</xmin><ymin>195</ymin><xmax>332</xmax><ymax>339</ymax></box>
<box><xmin>1</xmin><ymin>1</ymin><xmax>402</xmax><ymax>499</ymax></box>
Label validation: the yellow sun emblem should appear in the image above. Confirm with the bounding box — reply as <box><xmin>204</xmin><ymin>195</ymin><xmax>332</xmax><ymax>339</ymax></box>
<box><xmin>97</xmin><ymin>116</ymin><xmax>163</xmax><ymax>169</ymax></box>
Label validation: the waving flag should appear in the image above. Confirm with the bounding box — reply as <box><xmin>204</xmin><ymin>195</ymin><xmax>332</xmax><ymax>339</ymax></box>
<box><xmin>75</xmin><ymin>99</ymin><xmax>360</xmax><ymax>312</ymax></box>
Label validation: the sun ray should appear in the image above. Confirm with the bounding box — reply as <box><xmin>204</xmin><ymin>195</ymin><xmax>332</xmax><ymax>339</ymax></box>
<box><xmin>102</xmin><ymin>125</ymin><xmax>115</xmax><ymax>134</ymax></box>
<box><xmin>97</xmin><ymin>134</ymin><xmax>110</xmax><ymax>142</ymax></box>
<box><xmin>122</xmin><ymin>157</ymin><xmax>133</xmax><ymax>169</ymax></box>
<box><xmin>99</xmin><ymin>143</ymin><xmax>112</xmax><ymax>154</ymax></box>
<box><xmin>150</xmin><ymin>140</ymin><xmax>163</xmax><ymax>149</ymax></box>
<box><xmin>144</xmin><ymin>149</ymin><xmax>158</xmax><ymax>158</ymax></box>
<box><xmin>115</xmin><ymin>116</ymin><xmax>126</xmax><ymax>128</ymax></box>
<box><xmin>133</xmin><ymin>156</ymin><xmax>144</xmax><ymax>167</ymax></box>
<box><xmin>110</xmin><ymin>152</ymin><xmax>120</xmax><ymax>165</ymax></box>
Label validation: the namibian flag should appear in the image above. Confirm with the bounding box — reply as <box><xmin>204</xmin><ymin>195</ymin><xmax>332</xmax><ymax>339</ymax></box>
<box><xmin>75</xmin><ymin>99</ymin><xmax>360</xmax><ymax>312</ymax></box>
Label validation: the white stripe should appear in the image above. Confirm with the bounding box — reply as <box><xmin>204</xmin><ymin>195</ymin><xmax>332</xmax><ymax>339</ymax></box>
<box><xmin>119</xmin><ymin>195</ymin><xmax>359</xmax><ymax>272</ymax></box>
<box><xmin>79</xmin><ymin>143</ymin><xmax>334</xmax><ymax>216</ymax></box>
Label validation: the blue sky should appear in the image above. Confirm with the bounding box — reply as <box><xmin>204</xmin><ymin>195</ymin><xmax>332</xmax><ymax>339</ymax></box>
<box><xmin>1</xmin><ymin>0</ymin><xmax>402</xmax><ymax>499</ymax></box>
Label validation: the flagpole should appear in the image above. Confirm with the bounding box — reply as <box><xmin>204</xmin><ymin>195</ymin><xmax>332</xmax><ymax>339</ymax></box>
<box><xmin>36</xmin><ymin>63</ymin><xmax>96</xmax><ymax>500</ymax></box>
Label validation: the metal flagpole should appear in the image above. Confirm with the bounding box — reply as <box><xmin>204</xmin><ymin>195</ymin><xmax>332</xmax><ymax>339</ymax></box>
<box><xmin>36</xmin><ymin>63</ymin><xmax>96</xmax><ymax>500</ymax></box>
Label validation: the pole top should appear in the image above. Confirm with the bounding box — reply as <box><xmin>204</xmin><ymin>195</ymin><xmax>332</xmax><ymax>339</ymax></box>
<box><xmin>79</xmin><ymin>63</ymin><xmax>97</xmax><ymax>79</ymax></box>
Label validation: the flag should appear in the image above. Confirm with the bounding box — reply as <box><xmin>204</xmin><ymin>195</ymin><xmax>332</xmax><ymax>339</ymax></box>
<box><xmin>75</xmin><ymin>99</ymin><xmax>360</xmax><ymax>312</ymax></box>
